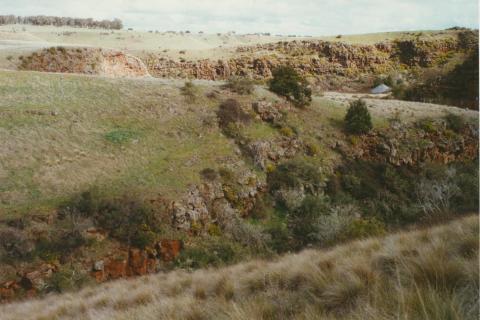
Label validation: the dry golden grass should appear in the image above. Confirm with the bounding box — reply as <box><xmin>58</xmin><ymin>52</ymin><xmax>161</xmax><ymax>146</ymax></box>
<box><xmin>1</xmin><ymin>215</ymin><xmax>477</xmax><ymax>320</ymax></box>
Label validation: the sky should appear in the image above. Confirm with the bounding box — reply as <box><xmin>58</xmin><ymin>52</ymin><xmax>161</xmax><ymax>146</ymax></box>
<box><xmin>1</xmin><ymin>0</ymin><xmax>478</xmax><ymax>35</ymax></box>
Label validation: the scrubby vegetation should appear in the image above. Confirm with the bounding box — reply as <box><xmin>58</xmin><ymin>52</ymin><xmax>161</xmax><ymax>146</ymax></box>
<box><xmin>269</xmin><ymin>66</ymin><xmax>312</xmax><ymax>107</ymax></box>
<box><xmin>393</xmin><ymin>50</ymin><xmax>479</xmax><ymax>109</ymax></box>
<box><xmin>180</xmin><ymin>81</ymin><xmax>200</xmax><ymax>103</ymax></box>
<box><xmin>225</xmin><ymin>76</ymin><xmax>255</xmax><ymax>94</ymax></box>
<box><xmin>1</xmin><ymin>216</ymin><xmax>477</xmax><ymax>320</ymax></box>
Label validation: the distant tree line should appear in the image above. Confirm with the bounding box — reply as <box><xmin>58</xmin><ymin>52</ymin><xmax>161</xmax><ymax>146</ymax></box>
<box><xmin>0</xmin><ymin>15</ymin><xmax>123</xmax><ymax>30</ymax></box>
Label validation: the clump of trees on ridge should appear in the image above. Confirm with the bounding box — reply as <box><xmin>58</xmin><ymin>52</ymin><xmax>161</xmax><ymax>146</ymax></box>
<box><xmin>0</xmin><ymin>15</ymin><xmax>123</xmax><ymax>30</ymax></box>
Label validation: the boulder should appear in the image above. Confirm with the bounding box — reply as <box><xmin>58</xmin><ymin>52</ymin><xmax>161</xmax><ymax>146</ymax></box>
<box><xmin>103</xmin><ymin>258</ymin><xmax>128</xmax><ymax>280</ymax></box>
<box><xmin>252</xmin><ymin>101</ymin><xmax>284</xmax><ymax>122</ymax></box>
<box><xmin>157</xmin><ymin>240</ymin><xmax>182</xmax><ymax>262</ymax></box>
<box><xmin>20</xmin><ymin>264</ymin><xmax>57</xmax><ymax>291</ymax></box>
<box><xmin>0</xmin><ymin>281</ymin><xmax>20</xmax><ymax>301</ymax></box>
<box><xmin>127</xmin><ymin>248</ymin><xmax>148</xmax><ymax>276</ymax></box>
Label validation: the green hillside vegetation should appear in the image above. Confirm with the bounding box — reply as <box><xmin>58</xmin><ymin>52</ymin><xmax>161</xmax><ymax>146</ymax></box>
<box><xmin>0</xmin><ymin>26</ymin><xmax>478</xmax><ymax>310</ymax></box>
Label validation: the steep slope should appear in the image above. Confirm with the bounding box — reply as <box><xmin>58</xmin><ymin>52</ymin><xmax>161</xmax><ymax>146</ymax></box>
<box><xmin>0</xmin><ymin>215</ymin><xmax>477</xmax><ymax>320</ymax></box>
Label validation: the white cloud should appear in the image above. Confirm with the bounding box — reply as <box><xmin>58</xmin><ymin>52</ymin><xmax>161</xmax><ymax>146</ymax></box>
<box><xmin>0</xmin><ymin>0</ymin><xmax>478</xmax><ymax>35</ymax></box>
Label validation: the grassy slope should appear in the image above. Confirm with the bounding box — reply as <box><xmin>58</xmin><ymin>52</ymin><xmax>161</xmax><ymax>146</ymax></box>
<box><xmin>1</xmin><ymin>215</ymin><xmax>477</xmax><ymax>320</ymax></box>
<box><xmin>2</xmin><ymin>70</ymin><xmax>473</xmax><ymax>219</ymax></box>
<box><xmin>0</xmin><ymin>71</ymin><xmax>245</xmax><ymax>218</ymax></box>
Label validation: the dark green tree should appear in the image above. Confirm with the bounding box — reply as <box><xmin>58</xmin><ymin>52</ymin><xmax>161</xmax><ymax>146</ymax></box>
<box><xmin>269</xmin><ymin>66</ymin><xmax>312</xmax><ymax>107</ymax></box>
<box><xmin>344</xmin><ymin>99</ymin><xmax>373</xmax><ymax>134</ymax></box>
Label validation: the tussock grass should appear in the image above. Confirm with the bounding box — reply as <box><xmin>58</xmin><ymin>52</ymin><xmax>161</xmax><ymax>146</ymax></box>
<box><xmin>1</xmin><ymin>215</ymin><xmax>477</xmax><ymax>320</ymax></box>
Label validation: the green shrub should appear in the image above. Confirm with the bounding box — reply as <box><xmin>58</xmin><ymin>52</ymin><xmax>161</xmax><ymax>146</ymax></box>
<box><xmin>95</xmin><ymin>195</ymin><xmax>161</xmax><ymax>248</ymax></box>
<box><xmin>0</xmin><ymin>228</ymin><xmax>34</xmax><ymax>261</ymax></box>
<box><xmin>200</xmin><ymin>168</ymin><xmax>218</xmax><ymax>181</ymax></box>
<box><xmin>225</xmin><ymin>76</ymin><xmax>255</xmax><ymax>94</ymax></box>
<box><xmin>47</xmin><ymin>265</ymin><xmax>92</xmax><ymax>293</ymax></box>
<box><xmin>305</xmin><ymin>142</ymin><xmax>320</xmax><ymax>156</ymax></box>
<box><xmin>344</xmin><ymin>218</ymin><xmax>385</xmax><ymax>239</ymax></box>
<box><xmin>264</xmin><ymin>217</ymin><xmax>291</xmax><ymax>253</ymax></box>
<box><xmin>250</xmin><ymin>195</ymin><xmax>274</xmax><ymax>220</ymax></box>
<box><xmin>267</xmin><ymin>159</ymin><xmax>324</xmax><ymax>195</ymax></box>
<box><xmin>444</xmin><ymin>113</ymin><xmax>466</xmax><ymax>133</ymax></box>
<box><xmin>180</xmin><ymin>81</ymin><xmax>200</xmax><ymax>103</ymax></box>
<box><xmin>175</xmin><ymin>238</ymin><xmax>244</xmax><ymax>269</ymax></box>
<box><xmin>288</xmin><ymin>196</ymin><xmax>330</xmax><ymax>247</ymax></box>
<box><xmin>416</xmin><ymin>118</ymin><xmax>438</xmax><ymax>133</ymax></box>
<box><xmin>450</xmin><ymin>162</ymin><xmax>479</xmax><ymax>212</ymax></box>
<box><xmin>34</xmin><ymin>229</ymin><xmax>87</xmax><ymax>262</ymax></box>
<box><xmin>344</xmin><ymin>99</ymin><xmax>372</xmax><ymax>134</ymax></box>
<box><xmin>279</xmin><ymin>126</ymin><xmax>294</xmax><ymax>137</ymax></box>
<box><xmin>269</xmin><ymin>66</ymin><xmax>312</xmax><ymax>107</ymax></box>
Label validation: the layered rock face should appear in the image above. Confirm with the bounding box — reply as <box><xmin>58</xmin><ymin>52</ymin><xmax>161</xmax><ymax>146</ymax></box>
<box><xmin>145</xmin><ymin>38</ymin><xmax>462</xmax><ymax>80</ymax></box>
<box><xmin>338</xmin><ymin>123</ymin><xmax>479</xmax><ymax>166</ymax></box>
<box><xmin>172</xmin><ymin>171</ymin><xmax>264</xmax><ymax>230</ymax></box>
<box><xmin>19</xmin><ymin>47</ymin><xmax>150</xmax><ymax>78</ymax></box>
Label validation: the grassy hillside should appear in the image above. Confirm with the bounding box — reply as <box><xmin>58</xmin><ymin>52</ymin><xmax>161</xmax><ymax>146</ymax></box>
<box><xmin>0</xmin><ymin>71</ymin><xmax>245</xmax><ymax>217</ymax></box>
<box><xmin>3</xmin><ymin>70</ymin><xmax>475</xmax><ymax>219</ymax></box>
<box><xmin>0</xmin><ymin>215</ymin><xmax>477</xmax><ymax>320</ymax></box>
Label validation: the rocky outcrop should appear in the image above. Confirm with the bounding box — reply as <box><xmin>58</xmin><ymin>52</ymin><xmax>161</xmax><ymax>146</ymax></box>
<box><xmin>0</xmin><ymin>264</ymin><xmax>57</xmax><ymax>302</ymax></box>
<box><xmin>19</xmin><ymin>47</ymin><xmax>150</xmax><ymax>78</ymax></box>
<box><xmin>343</xmin><ymin>124</ymin><xmax>478</xmax><ymax>166</ymax></box>
<box><xmin>157</xmin><ymin>240</ymin><xmax>182</xmax><ymax>262</ymax></box>
<box><xmin>172</xmin><ymin>170</ymin><xmax>264</xmax><ymax>230</ymax></box>
<box><xmin>91</xmin><ymin>242</ymin><xmax>182</xmax><ymax>283</ymax></box>
<box><xmin>248</xmin><ymin>137</ymin><xmax>303</xmax><ymax>169</ymax></box>
<box><xmin>0</xmin><ymin>281</ymin><xmax>20</xmax><ymax>302</ymax></box>
<box><xmin>144</xmin><ymin>38</ymin><xmax>463</xmax><ymax>80</ymax></box>
<box><xmin>252</xmin><ymin>101</ymin><xmax>287</xmax><ymax>122</ymax></box>
<box><xmin>20</xmin><ymin>264</ymin><xmax>57</xmax><ymax>292</ymax></box>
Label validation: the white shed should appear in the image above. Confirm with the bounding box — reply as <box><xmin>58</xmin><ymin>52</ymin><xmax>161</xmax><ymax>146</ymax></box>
<box><xmin>371</xmin><ymin>84</ymin><xmax>392</xmax><ymax>94</ymax></box>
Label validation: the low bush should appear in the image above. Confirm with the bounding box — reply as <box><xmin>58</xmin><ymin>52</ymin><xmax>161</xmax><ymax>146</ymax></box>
<box><xmin>217</xmin><ymin>99</ymin><xmax>251</xmax><ymax>128</ymax></box>
<box><xmin>264</xmin><ymin>217</ymin><xmax>291</xmax><ymax>253</ymax></box>
<box><xmin>67</xmin><ymin>191</ymin><xmax>163</xmax><ymax>249</ymax></box>
<box><xmin>305</xmin><ymin>142</ymin><xmax>320</xmax><ymax>156</ymax></box>
<box><xmin>47</xmin><ymin>265</ymin><xmax>92</xmax><ymax>293</ymax></box>
<box><xmin>279</xmin><ymin>126</ymin><xmax>294</xmax><ymax>137</ymax></box>
<box><xmin>344</xmin><ymin>99</ymin><xmax>372</xmax><ymax>134</ymax></box>
<box><xmin>344</xmin><ymin>217</ymin><xmax>385</xmax><ymax>239</ymax></box>
<box><xmin>444</xmin><ymin>113</ymin><xmax>466</xmax><ymax>133</ymax></box>
<box><xmin>0</xmin><ymin>227</ymin><xmax>34</xmax><ymax>260</ymax></box>
<box><xmin>269</xmin><ymin>66</ymin><xmax>312</xmax><ymax>107</ymax></box>
<box><xmin>180</xmin><ymin>81</ymin><xmax>200</xmax><ymax>103</ymax></box>
<box><xmin>416</xmin><ymin>118</ymin><xmax>437</xmax><ymax>133</ymax></box>
<box><xmin>200</xmin><ymin>168</ymin><xmax>218</xmax><ymax>181</ymax></box>
<box><xmin>327</xmin><ymin>160</ymin><xmax>478</xmax><ymax>227</ymax></box>
<box><xmin>225</xmin><ymin>76</ymin><xmax>255</xmax><ymax>94</ymax></box>
<box><xmin>288</xmin><ymin>195</ymin><xmax>330</xmax><ymax>247</ymax></box>
<box><xmin>223</xmin><ymin>216</ymin><xmax>270</xmax><ymax>252</ymax></box>
<box><xmin>175</xmin><ymin>237</ymin><xmax>245</xmax><ymax>269</ymax></box>
<box><xmin>267</xmin><ymin>159</ymin><xmax>324</xmax><ymax>195</ymax></box>
<box><xmin>94</xmin><ymin>195</ymin><xmax>162</xmax><ymax>248</ymax></box>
